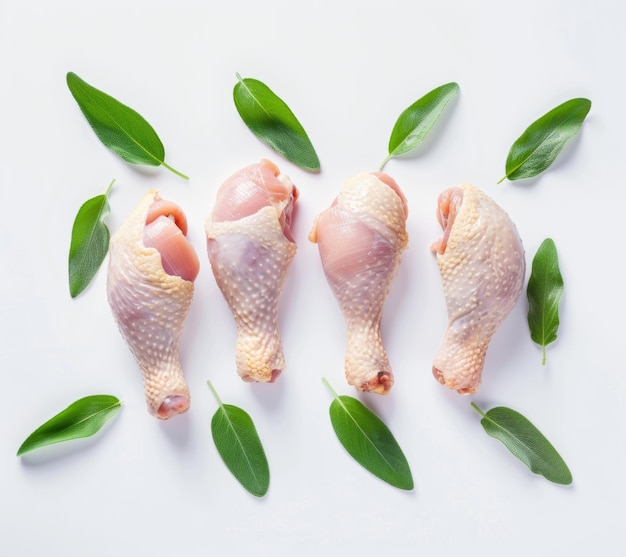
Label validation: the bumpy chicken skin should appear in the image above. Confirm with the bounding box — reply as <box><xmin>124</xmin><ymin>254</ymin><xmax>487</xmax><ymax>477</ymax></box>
<box><xmin>431</xmin><ymin>184</ymin><xmax>525</xmax><ymax>394</ymax></box>
<box><xmin>309</xmin><ymin>172</ymin><xmax>408</xmax><ymax>394</ymax></box>
<box><xmin>107</xmin><ymin>190</ymin><xmax>199</xmax><ymax>419</ymax></box>
<box><xmin>205</xmin><ymin>159</ymin><xmax>298</xmax><ymax>383</ymax></box>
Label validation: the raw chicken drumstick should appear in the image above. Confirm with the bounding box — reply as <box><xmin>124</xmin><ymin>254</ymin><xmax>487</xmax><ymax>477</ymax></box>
<box><xmin>309</xmin><ymin>172</ymin><xmax>408</xmax><ymax>394</ymax></box>
<box><xmin>205</xmin><ymin>159</ymin><xmax>298</xmax><ymax>383</ymax></box>
<box><xmin>107</xmin><ymin>190</ymin><xmax>200</xmax><ymax>419</ymax></box>
<box><xmin>431</xmin><ymin>183</ymin><xmax>525</xmax><ymax>394</ymax></box>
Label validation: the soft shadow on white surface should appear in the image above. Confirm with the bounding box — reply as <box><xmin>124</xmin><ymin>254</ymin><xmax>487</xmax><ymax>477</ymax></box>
<box><xmin>158</xmin><ymin>409</ymin><xmax>193</xmax><ymax>450</ymax></box>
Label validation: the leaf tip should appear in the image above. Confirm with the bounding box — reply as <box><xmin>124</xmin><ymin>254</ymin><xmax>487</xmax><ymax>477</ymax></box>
<box><xmin>66</xmin><ymin>71</ymin><xmax>84</xmax><ymax>94</ymax></box>
<box><xmin>251</xmin><ymin>485</ymin><xmax>270</xmax><ymax>498</ymax></box>
<box><xmin>300</xmin><ymin>156</ymin><xmax>322</xmax><ymax>173</ymax></box>
<box><xmin>445</xmin><ymin>82</ymin><xmax>461</xmax><ymax>97</ymax></box>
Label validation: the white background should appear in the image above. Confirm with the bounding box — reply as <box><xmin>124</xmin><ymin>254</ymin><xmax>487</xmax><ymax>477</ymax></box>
<box><xmin>2</xmin><ymin>0</ymin><xmax>624</xmax><ymax>555</ymax></box>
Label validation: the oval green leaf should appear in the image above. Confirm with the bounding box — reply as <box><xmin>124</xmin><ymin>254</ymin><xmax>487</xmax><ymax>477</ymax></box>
<box><xmin>380</xmin><ymin>82</ymin><xmax>459</xmax><ymax>170</ymax></box>
<box><xmin>471</xmin><ymin>403</ymin><xmax>572</xmax><ymax>485</ymax></box>
<box><xmin>323</xmin><ymin>378</ymin><xmax>413</xmax><ymax>490</ymax></box>
<box><xmin>68</xmin><ymin>180</ymin><xmax>114</xmax><ymax>298</ymax></box>
<box><xmin>233</xmin><ymin>73</ymin><xmax>320</xmax><ymax>172</ymax></box>
<box><xmin>527</xmin><ymin>238</ymin><xmax>564</xmax><ymax>364</ymax></box>
<box><xmin>499</xmin><ymin>97</ymin><xmax>591</xmax><ymax>183</ymax></box>
<box><xmin>66</xmin><ymin>72</ymin><xmax>187</xmax><ymax>179</ymax></box>
<box><xmin>207</xmin><ymin>381</ymin><xmax>270</xmax><ymax>497</ymax></box>
<box><xmin>17</xmin><ymin>395</ymin><xmax>122</xmax><ymax>456</ymax></box>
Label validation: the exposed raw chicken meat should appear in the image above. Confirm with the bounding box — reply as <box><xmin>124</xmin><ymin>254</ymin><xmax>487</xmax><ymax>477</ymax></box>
<box><xmin>309</xmin><ymin>172</ymin><xmax>408</xmax><ymax>394</ymax></box>
<box><xmin>431</xmin><ymin>184</ymin><xmax>525</xmax><ymax>394</ymax></box>
<box><xmin>205</xmin><ymin>159</ymin><xmax>298</xmax><ymax>383</ymax></box>
<box><xmin>107</xmin><ymin>190</ymin><xmax>199</xmax><ymax>419</ymax></box>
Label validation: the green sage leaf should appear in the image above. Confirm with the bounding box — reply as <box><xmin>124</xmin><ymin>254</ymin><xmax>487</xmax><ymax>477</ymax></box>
<box><xmin>233</xmin><ymin>73</ymin><xmax>320</xmax><ymax>172</ymax></box>
<box><xmin>17</xmin><ymin>395</ymin><xmax>122</xmax><ymax>456</ymax></box>
<box><xmin>66</xmin><ymin>72</ymin><xmax>188</xmax><ymax>179</ymax></box>
<box><xmin>68</xmin><ymin>180</ymin><xmax>114</xmax><ymax>298</ymax></box>
<box><xmin>207</xmin><ymin>381</ymin><xmax>270</xmax><ymax>497</ymax></box>
<box><xmin>471</xmin><ymin>403</ymin><xmax>572</xmax><ymax>485</ymax></box>
<box><xmin>498</xmin><ymin>97</ymin><xmax>591</xmax><ymax>183</ymax></box>
<box><xmin>527</xmin><ymin>238</ymin><xmax>564</xmax><ymax>364</ymax></box>
<box><xmin>323</xmin><ymin>378</ymin><xmax>413</xmax><ymax>490</ymax></box>
<box><xmin>380</xmin><ymin>82</ymin><xmax>459</xmax><ymax>170</ymax></box>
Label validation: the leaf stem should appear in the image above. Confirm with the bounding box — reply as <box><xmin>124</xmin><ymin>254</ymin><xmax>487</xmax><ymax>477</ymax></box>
<box><xmin>470</xmin><ymin>401</ymin><xmax>487</xmax><ymax>418</ymax></box>
<box><xmin>206</xmin><ymin>380</ymin><xmax>224</xmax><ymax>407</ymax></box>
<box><xmin>497</xmin><ymin>175</ymin><xmax>507</xmax><ymax>184</ymax></box>
<box><xmin>321</xmin><ymin>377</ymin><xmax>339</xmax><ymax>399</ymax></box>
<box><xmin>161</xmin><ymin>161</ymin><xmax>189</xmax><ymax>180</ymax></box>
<box><xmin>542</xmin><ymin>345</ymin><xmax>547</xmax><ymax>366</ymax></box>
<box><xmin>378</xmin><ymin>154</ymin><xmax>391</xmax><ymax>172</ymax></box>
<box><xmin>105</xmin><ymin>178</ymin><xmax>116</xmax><ymax>196</ymax></box>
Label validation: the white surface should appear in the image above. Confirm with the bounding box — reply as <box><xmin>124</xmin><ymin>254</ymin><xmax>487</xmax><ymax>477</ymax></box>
<box><xmin>2</xmin><ymin>0</ymin><xmax>624</xmax><ymax>555</ymax></box>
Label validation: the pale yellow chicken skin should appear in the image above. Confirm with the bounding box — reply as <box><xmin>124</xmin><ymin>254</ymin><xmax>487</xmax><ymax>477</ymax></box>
<box><xmin>107</xmin><ymin>190</ymin><xmax>199</xmax><ymax>419</ymax></box>
<box><xmin>310</xmin><ymin>172</ymin><xmax>408</xmax><ymax>394</ymax></box>
<box><xmin>205</xmin><ymin>160</ymin><xmax>298</xmax><ymax>383</ymax></box>
<box><xmin>431</xmin><ymin>184</ymin><xmax>525</xmax><ymax>394</ymax></box>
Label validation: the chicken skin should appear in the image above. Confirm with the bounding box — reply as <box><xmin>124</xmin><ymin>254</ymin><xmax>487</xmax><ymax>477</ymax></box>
<box><xmin>107</xmin><ymin>190</ymin><xmax>199</xmax><ymax>419</ymax></box>
<box><xmin>309</xmin><ymin>172</ymin><xmax>408</xmax><ymax>394</ymax></box>
<box><xmin>431</xmin><ymin>184</ymin><xmax>525</xmax><ymax>394</ymax></box>
<box><xmin>205</xmin><ymin>159</ymin><xmax>298</xmax><ymax>383</ymax></box>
